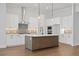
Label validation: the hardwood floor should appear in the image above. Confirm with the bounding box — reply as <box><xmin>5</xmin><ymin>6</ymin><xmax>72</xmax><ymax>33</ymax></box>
<box><xmin>0</xmin><ymin>43</ymin><xmax>79</xmax><ymax>56</ymax></box>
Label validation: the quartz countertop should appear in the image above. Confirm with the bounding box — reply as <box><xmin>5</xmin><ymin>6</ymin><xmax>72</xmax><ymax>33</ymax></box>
<box><xmin>6</xmin><ymin>33</ymin><xmax>59</xmax><ymax>37</ymax></box>
<box><xmin>25</xmin><ymin>34</ymin><xmax>59</xmax><ymax>37</ymax></box>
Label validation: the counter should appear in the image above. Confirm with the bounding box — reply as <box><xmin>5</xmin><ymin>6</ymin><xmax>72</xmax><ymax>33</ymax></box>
<box><xmin>25</xmin><ymin>34</ymin><xmax>58</xmax><ymax>37</ymax></box>
<box><xmin>6</xmin><ymin>33</ymin><xmax>25</xmax><ymax>47</ymax></box>
<box><xmin>25</xmin><ymin>34</ymin><xmax>59</xmax><ymax>50</ymax></box>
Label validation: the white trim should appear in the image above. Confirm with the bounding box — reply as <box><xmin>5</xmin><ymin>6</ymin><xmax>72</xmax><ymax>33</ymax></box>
<box><xmin>59</xmin><ymin>41</ymin><xmax>74</xmax><ymax>46</ymax></box>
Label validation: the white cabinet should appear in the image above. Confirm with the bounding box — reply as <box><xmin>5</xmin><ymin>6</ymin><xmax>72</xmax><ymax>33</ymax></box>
<box><xmin>6</xmin><ymin>34</ymin><xmax>25</xmax><ymax>47</ymax></box>
<box><xmin>53</xmin><ymin>17</ymin><xmax>60</xmax><ymax>24</ymax></box>
<box><xmin>61</xmin><ymin>15</ymin><xmax>73</xmax><ymax>28</ymax></box>
<box><xmin>52</xmin><ymin>24</ymin><xmax>60</xmax><ymax>34</ymax></box>
<box><xmin>0</xmin><ymin>4</ymin><xmax>6</xmax><ymax>48</ymax></box>
<box><xmin>6</xmin><ymin>14</ymin><xmax>19</xmax><ymax>28</ymax></box>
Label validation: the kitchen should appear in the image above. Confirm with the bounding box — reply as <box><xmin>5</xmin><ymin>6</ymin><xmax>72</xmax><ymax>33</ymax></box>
<box><xmin>0</xmin><ymin>3</ymin><xmax>79</xmax><ymax>56</ymax></box>
<box><xmin>5</xmin><ymin>3</ymin><xmax>60</xmax><ymax>50</ymax></box>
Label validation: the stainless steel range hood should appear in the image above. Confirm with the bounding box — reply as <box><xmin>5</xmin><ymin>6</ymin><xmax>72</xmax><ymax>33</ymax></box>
<box><xmin>18</xmin><ymin>7</ymin><xmax>28</xmax><ymax>34</ymax></box>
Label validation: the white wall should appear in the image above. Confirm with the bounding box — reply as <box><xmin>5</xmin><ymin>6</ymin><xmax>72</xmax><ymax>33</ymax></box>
<box><xmin>0</xmin><ymin>4</ymin><xmax>6</xmax><ymax>48</ymax></box>
<box><xmin>53</xmin><ymin>6</ymin><xmax>72</xmax><ymax>17</ymax></box>
<box><xmin>53</xmin><ymin>6</ymin><xmax>74</xmax><ymax>46</ymax></box>
<box><xmin>73</xmin><ymin>4</ymin><xmax>79</xmax><ymax>46</ymax></box>
<box><xmin>60</xmin><ymin>15</ymin><xmax>73</xmax><ymax>45</ymax></box>
<box><xmin>74</xmin><ymin>12</ymin><xmax>79</xmax><ymax>46</ymax></box>
<box><xmin>28</xmin><ymin>17</ymin><xmax>39</xmax><ymax>34</ymax></box>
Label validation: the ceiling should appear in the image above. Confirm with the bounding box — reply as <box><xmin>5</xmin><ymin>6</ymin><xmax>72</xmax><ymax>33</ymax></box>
<box><xmin>6</xmin><ymin>3</ymin><xmax>73</xmax><ymax>19</ymax></box>
<box><xmin>6</xmin><ymin>3</ymin><xmax>52</xmax><ymax>10</ymax></box>
<box><xmin>6</xmin><ymin>3</ymin><xmax>53</xmax><ymax>19</ymax></box>
<box><xmin>6</xmin><ymin>3</ymin><xmax>73</xmax><ymax>12</ymax></box>
<box><xmin>53</xmin><ymin>3</ymin><xmax>72</xmax><ymax>11</ymax></box>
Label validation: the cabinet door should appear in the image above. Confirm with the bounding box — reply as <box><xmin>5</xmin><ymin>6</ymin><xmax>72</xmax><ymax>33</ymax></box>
<box><xmin>38</xmin><ymin>36</ymin><xmax>58</xmax><ymax>49</ymax></box>
<box><xmin>25</xmin><ymin>36</ymin><xmax>31</xmax><ymax>49</ymax></box>
<box><xmin>6</xmin><ymin>35</ymin><xmax>25</xmax><ymax>47</ymax></box>
<box><xmin>52</xmin><ymin>24</ymin><xmax>60</xmax><ymax>34</ymax></box>
<box><xmin>6</xmin><ymin>14</ymin><xmax>19</xmax><ymax>28</ymax></box>
<box><xmin>32</xmin><ymin>37</ymin><xmax>40</xmax><ymax>50</ymax></box>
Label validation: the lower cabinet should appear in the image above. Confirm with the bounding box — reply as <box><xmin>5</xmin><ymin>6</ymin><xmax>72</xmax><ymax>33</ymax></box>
<box><xmin>6</xmin><ymin>34</ymin><xmax>25</xmax><ymax>47</ymax></box>
<box><xmin>32</xmin><ymin>36</ymin><xmax>58</xmax><ymax>50</ymax></box>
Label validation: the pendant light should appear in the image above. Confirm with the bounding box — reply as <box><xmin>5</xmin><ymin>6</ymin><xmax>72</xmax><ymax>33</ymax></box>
<box><xmin>37</xmin><ymin>3</ymin><xmax>40</xmax><ymax>20</ymax></box>
<box><xmin>52</xmin><ymin>3</ymin><xmax>53</xmax><ymax>18</ymax></box>
<box><xmin>52</xmin><ymin>3</ymin><xmax>54</xmax><ymax>22</ymax></box>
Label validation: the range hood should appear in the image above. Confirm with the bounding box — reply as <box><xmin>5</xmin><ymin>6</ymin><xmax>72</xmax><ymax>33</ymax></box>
<box><xmin>18</xmin><ymin>7</ymin><xmax>28</xmax><ymax>34</ymax></box>
<box><xmin>20</xmin><ymin>7</ymin><xmax>26</xmax><ymax>24</ymax></box>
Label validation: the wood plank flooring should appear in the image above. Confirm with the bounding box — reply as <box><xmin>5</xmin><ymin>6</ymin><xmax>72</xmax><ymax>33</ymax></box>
<box><xmin>0</xmin><ymin>43</ymin><xmax>79</xmax><ymax>56</ymax></box>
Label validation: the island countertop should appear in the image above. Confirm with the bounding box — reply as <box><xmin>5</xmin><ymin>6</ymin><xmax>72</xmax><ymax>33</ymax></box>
<box><xmin>25</xmin><ymin>34</ymin><xmax>59</xmax><ymax>37</ymax></box>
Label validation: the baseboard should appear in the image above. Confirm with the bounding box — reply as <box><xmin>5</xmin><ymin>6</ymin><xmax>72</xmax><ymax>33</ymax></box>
<box><xmin>7</xmin><ymin>43</ymin><xmax>25</xmax><ymax>47</ymax></box>
<box><xmin>59</xmin><ymin>41</ymin><xmax>74</xmax><ymax>46</ymax></box>
<box><xmin>74</xmin><ymin>43</ymin><xmax>79</xmax><ymax>46</ymax></box>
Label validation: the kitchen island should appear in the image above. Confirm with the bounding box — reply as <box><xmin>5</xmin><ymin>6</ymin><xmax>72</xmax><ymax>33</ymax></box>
<box><xmin>25</xmin><ymin>34</ymin><xmax>59</xmax><ymax>51</ymax></box>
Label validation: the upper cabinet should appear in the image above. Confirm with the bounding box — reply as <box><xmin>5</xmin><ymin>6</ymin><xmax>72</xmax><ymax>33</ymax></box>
<box><xmin>6</xmin><ymin>14</ymin><xmax>19</xmax><ymax>28</ymax></box>
<box><xmin>53</xmin><ymin>17</ymin><xmax>60</xmax><ymax>24</ymax></box>
<box><xmin>61</xmin><ymin>15</ymin><xmax>73</xmax><ymax>28</ymax></box>
<box><xmin>6</xmin><ymin>4</ymin><xmax>21</xmax><ymax>28</ymax></box>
